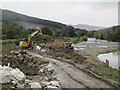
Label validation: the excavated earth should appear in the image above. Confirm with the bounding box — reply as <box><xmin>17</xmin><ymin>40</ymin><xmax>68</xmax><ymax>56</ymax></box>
<box><xmin>1</xmin><ymin>44</ymin><xmax>120</xmax><ymax>88</ymax></box>
<box><xmin>28</xmin><ymin>45</ymin><xmax>120</xmax><ymax>88</ymax></box>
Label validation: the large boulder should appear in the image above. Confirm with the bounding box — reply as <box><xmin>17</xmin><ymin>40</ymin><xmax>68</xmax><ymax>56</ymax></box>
<box><xmin>10</xmin><ymin>68</ymin><xmax>26</xmax><ymax>81</ymax></box>
<box><xmin>0</xmin><ymin>65</ymin><xmax>11</xmax><ymax>83</ymax></box>
<box><xmin>0</xmin><ymin>64</ymin><xmax>26</xmax><ymax>83</ymax></box>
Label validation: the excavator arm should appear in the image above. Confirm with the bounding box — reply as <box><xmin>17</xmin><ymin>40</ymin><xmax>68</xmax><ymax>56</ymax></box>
<box><xmin>49</xmin><ymin>40</ymin><xmax>74</xmax><ymax>49</ymax></box>
<box><xmin>49</xmin><ymin>40</ymin><xmax>66</xmax><ymax>49</ymax></box>
<box><xmin>28</xmin><ymin>28</ymin><xmax>42</xmax><ymax>44</ymax></box>
<box><xmin>19</xmin><ymin>28</ymin><xmax>44</xmax><ymax>48</ymax></box>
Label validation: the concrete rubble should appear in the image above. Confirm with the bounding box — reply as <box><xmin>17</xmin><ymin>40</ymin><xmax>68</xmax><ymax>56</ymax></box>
<box><xmin>0</xmin><ymin>64</ymin><xmax>26</xmax><ymax>84</ymax></box>
<box><xmin>1</xmin><ymin>50</ymin><xmax>61</xmax><ymax>89</ymax></box>
<box><xmin>1</xmin><ymin>64</ymin><xmax>61</xmax><ymax>89</ymax></box>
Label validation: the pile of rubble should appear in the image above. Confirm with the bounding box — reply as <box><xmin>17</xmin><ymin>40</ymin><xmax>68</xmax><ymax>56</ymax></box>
<box><xmin>1</xmin><ymin>50</ymin><xmax>61</xmax><ymax>89</ymax></box>
<box><xmin>0</xmin><ymin>64</ymin><xmax>61</xmax><ymax>89</ymax></box>
<box><xmin>2</xmin><ymin>50</ymin><xmax>48</xmax><ymax>75</ymax></box>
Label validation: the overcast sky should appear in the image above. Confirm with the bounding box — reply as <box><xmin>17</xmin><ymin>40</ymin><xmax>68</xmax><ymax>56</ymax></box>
<box><xmin>1</xmin><ymin>0</ymin><xmax>119</xmax><ymax>27</ymax></box>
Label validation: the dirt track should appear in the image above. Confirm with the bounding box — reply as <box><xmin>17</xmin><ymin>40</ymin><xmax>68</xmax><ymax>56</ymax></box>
<box><xmin>28</xmin><ymin>51</ymin><xmax>112</xmax><ymax>88</ymax></box>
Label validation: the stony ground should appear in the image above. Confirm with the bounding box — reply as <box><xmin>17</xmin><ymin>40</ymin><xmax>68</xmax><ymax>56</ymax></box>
<box><xmin>1</xmin><ymin>43</ymin><xmax>120</xmax><ymax>88</ymax></box>
<box><xmin>32</xmin><ymin>45</ymin><xmax>120</xmax><ymax>88</ymax></box>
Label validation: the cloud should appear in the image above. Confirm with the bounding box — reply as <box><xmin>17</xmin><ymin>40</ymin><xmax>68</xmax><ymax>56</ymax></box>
<box><xmin>2</xmin><ymin>2</ymin><xmax>118</xmax><ymax>27</ymax></box>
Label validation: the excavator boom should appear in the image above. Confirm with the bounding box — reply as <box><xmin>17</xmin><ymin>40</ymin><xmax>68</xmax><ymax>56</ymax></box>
<box><xmin>19</xmin><ymin>28</ymin><xmax>44</xmax><ymax>48</ymax></box>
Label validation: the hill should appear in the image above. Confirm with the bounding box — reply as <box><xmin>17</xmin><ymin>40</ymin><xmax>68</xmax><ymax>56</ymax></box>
<box><xmin>98</xmin><ymin>27</ymin><xmax>113</xmax><ymax>34</ymax></box>
<box><xmin>1</xmin><ymin>9</ymin><xmax>67</xmax><ymax>29</ymax></box>
<box><xmin>71</xmin><ymin>24</ymin><xmax>105</xmax><ymax>31</ymax></box>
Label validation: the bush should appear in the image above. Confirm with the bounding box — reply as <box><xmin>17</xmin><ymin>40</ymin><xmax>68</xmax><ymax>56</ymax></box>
<box><xmin>80</xmin><ymin>36</ymin><xmax>88</xmax><ymax>41</ymax></box>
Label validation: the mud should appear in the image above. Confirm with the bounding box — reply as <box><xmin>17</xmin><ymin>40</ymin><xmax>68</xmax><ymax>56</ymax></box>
<box><xmin>28</xmin><ymin>51</ymin><xmax>112</xmax><ymax>88</ymax></box>
<box><xmin>2</xmin><ymin>50</ymin><xmax>48</xmax><ymax>75</ymax></box>
<box><xmin>31</xmin><ymin>45</ymin><xmax>119</xmax><ymax>88</ymax></box>
<box><xmin>38</xmin><ymin>46</ymin><xmax>85</xmax><ymax>64</ymax></box>
<box><xmin>2</xmin><ymin>43</ymin><xmax>119</xmax><ymax>88</ymax></box>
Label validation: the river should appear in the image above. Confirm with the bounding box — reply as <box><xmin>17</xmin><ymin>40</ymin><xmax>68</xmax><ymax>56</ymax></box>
<box><xmin>98</xmin><ymin>51</ymin><xmax>119</xmax><ymax>69</ymax></box>
<box><xmin>74</xmin><ymin>38</ymin><xmax>119</xmax><ymax>48</ymax></box>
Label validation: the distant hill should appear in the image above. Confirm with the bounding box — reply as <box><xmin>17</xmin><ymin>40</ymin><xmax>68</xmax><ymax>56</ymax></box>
<box><xmin>1</xmin><ymin>9</ymin><xmax>67</xmax><ymax>29</ymax></box>
<box><xmin>98</xmin><ymin>27</ymin><xmax>113</xmax><ymax>34</ymax></box>
<box><xmin>71</xmin><ymin>24</ymin><xmax>105</xmax><ymax>31</ymax></box>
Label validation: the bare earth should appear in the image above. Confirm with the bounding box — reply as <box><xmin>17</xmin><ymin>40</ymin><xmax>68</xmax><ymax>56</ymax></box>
<box><xmin>27</xmin><ymin>46</ymin><xmax>119</xmax><ymax>88</ymax></box>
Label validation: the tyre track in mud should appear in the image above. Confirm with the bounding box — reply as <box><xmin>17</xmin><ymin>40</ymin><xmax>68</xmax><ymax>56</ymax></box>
<box><xmin>28</xmin><ymin>51</ymin><xmax>112</xmax><ymax>88</ymax></box>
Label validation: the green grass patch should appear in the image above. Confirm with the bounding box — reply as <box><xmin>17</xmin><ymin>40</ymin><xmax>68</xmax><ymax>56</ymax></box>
<box><xmin>63</xmin><ymin>37</ymin><xmax>78</xmax><ymax>42</ymax></box>
<box><xmin>97</xmin><ymin>64</ymin><xmax>119</xmax><ymax>81</ymax></box>
<box><xmin>2</xmin><ymin>83</ymin><xmax>12</xmax><ymax>88</ymax></box>
<box><xmin>1</xmin><ymin>39</ymin><xmax>21</xmax><ymax>44</ymax></box>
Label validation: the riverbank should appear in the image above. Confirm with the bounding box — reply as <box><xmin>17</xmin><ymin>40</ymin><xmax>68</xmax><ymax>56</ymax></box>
<box><xmin>76</xmin><ymin>47</ymin><xmax>119</xmax><ymax>82</ymax></box>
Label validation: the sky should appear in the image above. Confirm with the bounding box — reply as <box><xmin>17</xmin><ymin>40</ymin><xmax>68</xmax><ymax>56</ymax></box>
<box><xmin>1</xmin><ymin>0</ymin><xmax>119</xmax><ymax>27</ymax></box>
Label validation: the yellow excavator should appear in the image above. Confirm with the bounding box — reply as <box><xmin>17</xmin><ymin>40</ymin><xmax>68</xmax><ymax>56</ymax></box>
<box><xmin>19</xmin><ymin>28</ymin><xmax>44</xmax><ymax>49</ymax></box>
<box><xmin>49</xmin><ymin>40</ymin><xmax>74</xmax><ymax>49</ymax></box>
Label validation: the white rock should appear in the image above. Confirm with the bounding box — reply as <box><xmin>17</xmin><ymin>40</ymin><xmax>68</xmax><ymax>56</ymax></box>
<box><xmin>25</xmin><ymin>79</ymin><xmax>31</xmax><ymax>84</ymax></box>
<box><xmin>0</xmin><ymin>65</ymin><xmax>26</xmax><ymax>83</ymax></box>
<box><xmin>47</xmin><ymin>85</ymin><xmax>58</xmax><ymax>88</ymax></box>
<box><xmin>29</xmin><ymin>82</ymin><xmax>42</xmax><ymax>88</ymax></box>
<box><xmin>41</xmin><ymin>81</ymin><xmax>51</xmax><ymax>86</ymax></box>
<box><xmin>35</xmin><ymin>46</ymin><xmax>41</xmax><ymax>50</ymax></box>
<box><xmin>41</xmin><ymin>49</ymin><xmax>45</xmax><ymax>52</ymax></box>
<box><xmin>0</xmin><ymin>65</ymin><xmax>12</xmax><ymax>83</ymax></box>
<box><xmin>10</xmin><ymin>68</ymin><xmax>26</xmax><ymax>81</ymax></box>
<box><xmin>50</xmin><ymin>81</ymin><xmax>60</xmax><ymax>88</ymax></box>
<box><xmin>45</xmin><ymin>77</ymin><xmax>48</xmax><ymax>81</ymax></box>
<box><xmin>39</xmin><ymin>69</ymin><xmax>44</xmax><ymax>73</ymax></box>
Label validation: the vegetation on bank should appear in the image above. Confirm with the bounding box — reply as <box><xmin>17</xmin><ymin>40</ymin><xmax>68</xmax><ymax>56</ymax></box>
<box><xmin>97</xmin><ymin>64</ymin><xmax>119</xmax><ymax>82</ymax></box>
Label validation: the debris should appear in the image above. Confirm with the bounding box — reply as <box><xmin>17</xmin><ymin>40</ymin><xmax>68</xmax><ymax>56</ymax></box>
<box><xmin>39</xmin><ymin>69</ymin><xmax>44</xmax><ymax>73</ymax></box>
<box><xmin>10</xmin><ymin>51</ymin><xmax>19</xmax><ymax>55</ymax></box>
<box><xmin>36</xmin><ymin>46</ymin><xmax>41</xmax><ymax>51</ymax></box>
<box><xmin>47</xmin><ymin>85</ymin><xmax>58</xmax><ymax>88</ymax></box>
<box><xmin>45</xmin><ymin>77</ymin><xmax>48</xmax><ymax>81</ymax></box>
<box><xmin>41</xmin><ymin>49</ymin><xmax>46</xmax><ymax>52</ymax></box>
<box><xmin>29</xmin><ymin>82</ymin><xmax>42</xmax><ymax>88</ymax></box>
<box><xmin>50</xmin><ymin>81</ymin><xmax>61</xmax><ymax>88</ymax></box>
<box><xmin>0</xmin><ymin>64</ymin><xmax>26</xmax><ymax>83</ymax></box>
<box><xmin>41</xmin><ymin>81</ymin><xmax>61</xmax><ymax>88</ymax></box>
<box><xmin>10</xmin><ymin>68</ymin><xmax>26</xmax><ymax>81</ymax></box>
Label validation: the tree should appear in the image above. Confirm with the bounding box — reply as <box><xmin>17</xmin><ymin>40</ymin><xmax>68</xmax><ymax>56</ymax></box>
<box><xmin>107</xmin><ymin>26</ymin><xmax>120</xmax><ymax>42</ymax></box>
<box><xmin>76</xmin><ymin>30</ymin><xmax>82</xmax><ymax>38</ymax></box>
<box><xmin>79</xmin><ymin>36</ymin><xmax>88</xmax><ymax>41</ymax></box>
<box><xmin>55</xmin><ymin>30</ymin><xmax>62</xmax><ymax>36</ymax></box>
<box><xmin>42</xmin><ymin>26</ymin><xmax>53</xmax><ymax>36</ymax></box>
<box><xmin>87</xmin><ymin>31</ymin><xmax>95</xmax><ymax>37</ymax></box>
<box><xmin>67</xmin><ymin>26</ymin><xmax>76</xmax><ymax>37</ymax></box>
<box><xmin>80</xmin><ymin>29</ymin><xmax>88</xmax><ymax>36</ymax></box>
<box><xmin>93</xmin><ymin>32</ymin><xmax>101</xmax><ymax>39</ymax></box>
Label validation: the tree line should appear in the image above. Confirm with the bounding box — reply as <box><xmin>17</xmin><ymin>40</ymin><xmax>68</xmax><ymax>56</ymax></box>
<box><xmin>2</xmin><ymin>22</ymin><xmax>120</xmax><ymax>42</ymax></box>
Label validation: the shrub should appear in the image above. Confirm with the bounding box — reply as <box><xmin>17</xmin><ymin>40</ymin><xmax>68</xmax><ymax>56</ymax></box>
<box><xmin>80</xmin><ymin>36</ymin><xmax>88</xmax><ymax>41</ymax></box>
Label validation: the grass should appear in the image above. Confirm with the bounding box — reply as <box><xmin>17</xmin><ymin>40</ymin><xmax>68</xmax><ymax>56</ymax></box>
<box><xmin>33</xmin><ymin>36</ymin><xmax>79</xmax><ymax>43</ymax></box>
<box><xmin>97</xmin><ymin>64</ymin><xmax>119</xmax><ymax>82</ymax></box>
<box><xmin>63</xmin><ymin>37</ymin><xmax>78</xmax><ymax>42</ymax></box>
<box><xmin>1</xmin><ymin>39</ymin><xmax>18</xmax><ymax>44</ymax></box>
<box><xmin>2</xmin><ymin>83</ymin><xmax>12</xmax><ymax>88</ymax></box>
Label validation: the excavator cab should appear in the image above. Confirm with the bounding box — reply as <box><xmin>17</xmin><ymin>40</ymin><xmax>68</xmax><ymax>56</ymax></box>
<box><xmin>65</xmin><ymin>43</ymin><xmax>74</xmax><ymax>49</ymax></box>
<box><xmin>19</xmin><ymin>39</ymin><xmax>33</xmax><ymax>49</ymax></box>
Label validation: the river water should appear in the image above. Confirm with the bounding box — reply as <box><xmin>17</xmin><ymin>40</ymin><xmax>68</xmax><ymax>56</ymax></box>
<box><xmin>74</xmin><ymin>38</ymin><xmax>119</xmax><ymax>69</ymax></box>
<box><xmin>98</xmin><ymin>51</ymin><xmax>119</xmax><ymax>69</ymax></box>
<box><xmin>74</xmin><ymin>38</ymin><xmax>119</xmax><ymax>48</ymax></box>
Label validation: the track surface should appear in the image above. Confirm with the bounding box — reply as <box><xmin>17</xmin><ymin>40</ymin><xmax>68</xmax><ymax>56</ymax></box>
<box><xmin>28</xmin><ymin>52</ymin><xmax>112</xmax><ymax>88</ymax></box>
